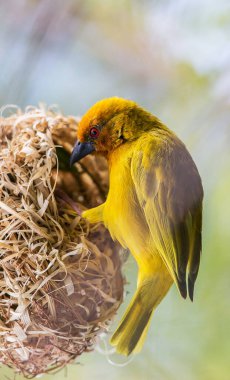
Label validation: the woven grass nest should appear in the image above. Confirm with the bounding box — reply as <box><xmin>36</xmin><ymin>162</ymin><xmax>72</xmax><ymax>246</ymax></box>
<box><xmin>0</xmin><ymin>106</ymin><xmax>124</xmax><ymax>378</ymax></box>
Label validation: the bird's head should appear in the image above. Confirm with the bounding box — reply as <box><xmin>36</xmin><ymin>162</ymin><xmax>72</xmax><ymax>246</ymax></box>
<box><xmin>70</xmin><ymin>97</ymin><xmax>157</xmax><ymax>165</ymax></box>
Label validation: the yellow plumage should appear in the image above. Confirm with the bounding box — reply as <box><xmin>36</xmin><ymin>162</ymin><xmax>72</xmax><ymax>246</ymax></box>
<box><xmin>70</xmin><ymin>97</ymin><xmax>203</xmax><ymax>355</ymax></box>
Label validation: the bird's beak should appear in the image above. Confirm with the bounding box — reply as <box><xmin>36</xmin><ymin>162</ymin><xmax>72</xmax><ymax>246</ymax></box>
<box><xmin>70</xmin><ymin>141</ymin><xmax>95</xmax><ymax>166</ymax></box>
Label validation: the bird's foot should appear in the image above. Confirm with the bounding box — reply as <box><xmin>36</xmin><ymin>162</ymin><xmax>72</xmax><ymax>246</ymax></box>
<box><xmin>55</xmin><ymin>188</ymin><xmax>83</xmax><ymax>216</ymax></box>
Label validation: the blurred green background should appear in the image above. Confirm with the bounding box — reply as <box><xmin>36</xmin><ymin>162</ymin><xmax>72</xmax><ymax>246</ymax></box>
<box><xmin>0</xmin><ymin>0</ymin><xmax>229</xmax><ymax>379</ymax></box>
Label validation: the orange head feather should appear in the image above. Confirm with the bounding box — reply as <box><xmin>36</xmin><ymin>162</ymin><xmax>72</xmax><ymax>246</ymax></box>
<box><xmin>77</xmin><ymin>97</ymin><xmax>137</xmax><ymax>154</ymax></box>
<box><xmin>70</xmin><ymin>97</ymin><xmax>164</xmax><ymax>164</ymax></box>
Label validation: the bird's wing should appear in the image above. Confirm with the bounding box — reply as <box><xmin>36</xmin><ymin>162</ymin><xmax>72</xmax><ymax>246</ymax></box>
<box><xmin>131</xmin><ymin>134</ymin><xmax>203</xmax><ymax>300</ymax></box>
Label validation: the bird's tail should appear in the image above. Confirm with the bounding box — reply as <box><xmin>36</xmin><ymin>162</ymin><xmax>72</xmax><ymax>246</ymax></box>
<box><xmin>110</xmin><ymin>274</ymin><xmax>172</xmax><ymax>355</ymax></box>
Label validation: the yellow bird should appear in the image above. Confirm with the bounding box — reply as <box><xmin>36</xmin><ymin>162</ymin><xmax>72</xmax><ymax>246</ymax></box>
<box><xmin>70</xmin><ymin>97</ymin><xmax>203</xmax><ymax>355</ymax></box>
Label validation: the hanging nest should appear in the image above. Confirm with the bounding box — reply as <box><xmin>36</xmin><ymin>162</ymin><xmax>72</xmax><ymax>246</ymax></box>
<box><xmin>0</xmin><ymin>106</ymin><xmax>124</xmax><ymax>378</ymax></box>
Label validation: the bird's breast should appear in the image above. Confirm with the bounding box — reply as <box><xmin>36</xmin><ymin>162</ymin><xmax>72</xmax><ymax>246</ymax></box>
<box><xmin>103</xmin><ymin>150</ymin><xmax>149</xmax><ymax>256</ymax></box>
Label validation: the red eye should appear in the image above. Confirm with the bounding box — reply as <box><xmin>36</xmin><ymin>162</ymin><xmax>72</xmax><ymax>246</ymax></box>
<box><xmin>89</xmin><ymin>127</ymin><xmax>100</xmax><ymax>139</ymax></box>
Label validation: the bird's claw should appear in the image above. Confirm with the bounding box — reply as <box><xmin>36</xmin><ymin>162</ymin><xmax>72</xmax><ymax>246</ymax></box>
<box><xmin>55</xmin><ymin>188</ymin><xmax>83</xmax><ymax>216</ymax></box>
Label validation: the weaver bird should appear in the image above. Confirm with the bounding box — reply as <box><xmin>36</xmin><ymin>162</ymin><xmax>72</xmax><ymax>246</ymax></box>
<box><xmin>70</xmin><ymin>97</ymin><xmax>203</xmax><ymax>355</ymax></box>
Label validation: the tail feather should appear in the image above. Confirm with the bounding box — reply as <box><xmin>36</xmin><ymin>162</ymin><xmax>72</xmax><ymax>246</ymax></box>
<box><xmin>110</xmin><ymin>274</ymin><xmax>172</xmax><ymax>355</ymax></box>
<box><xmin>110</xmin><ymin>294</ymin><xmax>153</xmax><ymax>355</ymax></box>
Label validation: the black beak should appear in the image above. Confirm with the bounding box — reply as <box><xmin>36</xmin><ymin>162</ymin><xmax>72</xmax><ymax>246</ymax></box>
<box><xmin>70</xmin><ymin>141</ymin><xmax>95</xmax><ymax>166</ymax></box>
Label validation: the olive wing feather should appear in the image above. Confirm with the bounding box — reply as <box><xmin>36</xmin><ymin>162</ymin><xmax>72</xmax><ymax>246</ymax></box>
<box><xmin>131</xmin><ymin>135</ymin><xmax>203</xmax><ymax>300</ymax></box>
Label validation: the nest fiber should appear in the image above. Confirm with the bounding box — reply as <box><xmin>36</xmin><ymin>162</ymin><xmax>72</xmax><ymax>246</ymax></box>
<box><xmin>0</xmin><ymin>107</ymin><xmax>124</xmax><ymax>378</ymax></box>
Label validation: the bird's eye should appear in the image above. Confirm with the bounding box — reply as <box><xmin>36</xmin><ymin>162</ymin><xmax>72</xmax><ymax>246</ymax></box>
<box><xmin>89</xmin><ymin>127</ymin><xmax>100</xmax><ymax>139</ymax></box>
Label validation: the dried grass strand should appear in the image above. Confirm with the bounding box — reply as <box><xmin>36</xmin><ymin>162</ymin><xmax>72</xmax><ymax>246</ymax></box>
<box><xmin>0</xmin><ymin>106</ymin><xmax>124</xmax><ymax>378</ymax></box>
